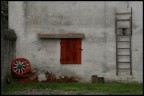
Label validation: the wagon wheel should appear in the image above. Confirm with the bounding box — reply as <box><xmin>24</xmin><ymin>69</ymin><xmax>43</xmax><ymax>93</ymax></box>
<box><xmin>11</xmin><ymin>58</ymin><xmax>31</xmax><ymax>76</ymax></box>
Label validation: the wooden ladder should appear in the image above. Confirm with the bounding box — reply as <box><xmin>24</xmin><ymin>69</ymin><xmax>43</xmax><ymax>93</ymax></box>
<box><xmin>115</xmin><ymin>7</ymin><xmax>132</xmax><ymax>75</ymax></box>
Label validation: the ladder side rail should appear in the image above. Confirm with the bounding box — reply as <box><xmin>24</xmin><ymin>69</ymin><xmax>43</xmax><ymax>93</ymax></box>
<box><xmin>130</xmin><ymin>7</ymin><xmax>132</xmax><ymax>75</ymax></box>
<box><xmin>130</xmin><ymin>34</ymin><xmax>132</xmax><ymax>75</ymax></box>
<box><xmin>115</xmin><ymin>16</ymin><xmax>118</xmax><ymax>75</ymax></box>
<box><xmin>131</xmin><ymin>7</ymin><xmax>132</xmax><ymax>36</ymax></box>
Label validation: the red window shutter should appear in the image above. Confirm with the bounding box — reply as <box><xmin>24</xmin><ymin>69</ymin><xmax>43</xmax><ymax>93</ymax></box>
<box><xmin>60</xmin><ymin>38</ymin><xmax>81</xmax><ymax>64</ymax></box>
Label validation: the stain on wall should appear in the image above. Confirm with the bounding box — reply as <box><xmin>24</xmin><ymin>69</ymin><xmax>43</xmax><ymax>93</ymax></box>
<box><xmin>9</xmin><ymin>1</ymin><xmax>143</xmax><ymax>83</ymax></box>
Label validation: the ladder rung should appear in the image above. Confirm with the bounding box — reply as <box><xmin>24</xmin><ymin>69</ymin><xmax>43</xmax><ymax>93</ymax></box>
<box><xmin>117</xmin><ymin>48</ymin><xmax>130</xmax><ymax>49</ymax></box>
<box><xmin>116</xmin><ymin>19</ymin><xmax>130</xmax><ymax>21</ymax></box>
<box><xmin>118</xmin><ymin>68</ymin><xmax>130</xmax><ymax>69</ymax></box>
<box><xmin>115</xmin><ymin>12</ymin><xmax>131</xmax><ymax>15</ymax></box>
<box><xmin>118</xmin><ymin>55</ymin><xmax>130</xmax><ymax>56</ymax></box>
<box><xmin>117</xmin><ymin>27</ymin><xmax>130</xmax><ymax>29</ymax></box>
<box><xmin>118</xmin><ymin>62</ymin><xmax>131</xmax><ymax>63</ymax></box>
<box><xmin>117</xmin><ymin>41</ymin><xmax>130</xmax><ymax>42</ymax></box>
<box><xmin>117</xmin><ymin>35</ymin><xmax>131</xmax><ymax>36</ymax></box>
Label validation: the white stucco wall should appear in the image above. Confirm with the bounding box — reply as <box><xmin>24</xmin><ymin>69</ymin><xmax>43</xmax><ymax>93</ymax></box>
<box><xmin>9</xmin><ymin>1</ymin><xmax>143</xmax><ymax>82</ymax></box>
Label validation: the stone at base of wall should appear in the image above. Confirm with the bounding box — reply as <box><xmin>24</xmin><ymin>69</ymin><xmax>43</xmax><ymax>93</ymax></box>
<box><xmin>12</xmin><ymin>69</ymin><xmax>79</xmax><ymax>83</ymax></box>
<box><xmin>92</xmin><ymin>75</ymin><xmax>105</xmax><ymax>83</ymax></box>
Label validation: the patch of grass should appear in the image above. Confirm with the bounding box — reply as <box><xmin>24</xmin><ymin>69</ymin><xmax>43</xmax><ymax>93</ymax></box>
<box><xmin>1</xmin><ymin>81</ymin><xmax>143</xmax><ymax>95</ymax></box>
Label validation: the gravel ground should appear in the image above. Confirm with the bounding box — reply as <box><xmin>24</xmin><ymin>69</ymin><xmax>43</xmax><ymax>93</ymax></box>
<box><xmin>13</xmin><ymin>89</ymin><xmax>51</xmax><ymax>95</ymax></box>
<box><xmin>13</xmin><ymin>89</ymin><xmax>107</xmax><ymax>95</ymax></box>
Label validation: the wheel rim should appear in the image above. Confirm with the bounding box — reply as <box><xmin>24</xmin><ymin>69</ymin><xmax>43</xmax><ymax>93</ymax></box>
<box><xmin>11</xmin><ymin>58</ymin><xmax>31</xmax><ymax>76</ymax></box>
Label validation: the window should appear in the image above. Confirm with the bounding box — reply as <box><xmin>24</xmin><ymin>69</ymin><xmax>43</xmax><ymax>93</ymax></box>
<box><xmin>60</xmin><ymin>38</ymin><xmax>82</xmax><ymax>64</ymax></box>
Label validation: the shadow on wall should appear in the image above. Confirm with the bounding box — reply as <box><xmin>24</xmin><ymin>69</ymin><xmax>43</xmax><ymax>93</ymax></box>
<box><xmin>1</xmin><ymin>28</ymin><xmax>17</xmax><ymax>87</ymax></box>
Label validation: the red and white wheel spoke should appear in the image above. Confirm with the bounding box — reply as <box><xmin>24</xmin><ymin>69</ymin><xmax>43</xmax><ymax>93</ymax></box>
<box><xmin>11</xmin><ymin>58</ymin><xmax>31</xmax><ymax>76</ymax></box>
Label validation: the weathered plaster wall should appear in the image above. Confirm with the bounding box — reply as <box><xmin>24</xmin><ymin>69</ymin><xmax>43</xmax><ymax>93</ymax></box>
<box><xmin>128</xmin><ymin>2</ymin><xmax>143</xmax><ymax>82</ymax></box>
<box><xmin>9</xmin><ymin>1</ymin><xmax>143</xmax><ymax>82</ymax></box>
